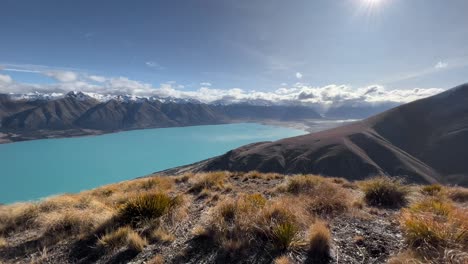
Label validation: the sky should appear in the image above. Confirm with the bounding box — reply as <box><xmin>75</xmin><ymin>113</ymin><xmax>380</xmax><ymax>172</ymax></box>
<box><xmin>0</xmin><ymin>0</ymin><xmax>467</xmax><ymax>107</ymax></box>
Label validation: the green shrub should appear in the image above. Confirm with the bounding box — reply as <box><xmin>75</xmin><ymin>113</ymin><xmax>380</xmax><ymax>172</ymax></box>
<box><xmin>361</xmin><ymin>176</ymin><xmax>409</xmax><ymax>208</ymax></box>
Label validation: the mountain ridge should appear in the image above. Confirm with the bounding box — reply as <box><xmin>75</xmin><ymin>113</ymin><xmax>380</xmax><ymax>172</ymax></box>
<box><xmin>162</xmin><ymin>83</ymin><xmax>468</xmax><ymax>186</ymax></box>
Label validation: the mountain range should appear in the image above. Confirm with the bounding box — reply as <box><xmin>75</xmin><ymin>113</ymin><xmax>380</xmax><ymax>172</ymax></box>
<box><xmin>0</xmin><ymin>91</ymin><xmax>323</xmax><ymax>142</ymax></box>
<box><xmin>165</xmin><ymin>83</ymin><xmax>468</xmax><ymax>186</ymax></box>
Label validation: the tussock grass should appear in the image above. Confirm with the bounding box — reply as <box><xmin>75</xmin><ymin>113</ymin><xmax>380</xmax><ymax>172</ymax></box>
<box><xmin>277</xmin><ymin>175</ymin><xmax>323</xmax><ymax>194</ymax></box>
<box><xmin>0</xmin><ymin>236</ymin><xmax>7</xmax><ymax>248</ymax></box>
<box><xmin>119</xmin><ymin>192</ymin><xmax>182</xmax><ymax>224</ymax></box>
<box><xmin>400</xmin><ymin>197</ymin><xmax>468</xmax><ymax>261</ymax></box>
<box><xmin>205</xmin><ymin>194</ymin><xmax>309</xmax><ymax>253</ymax></box>
<box><xmin>189</xmin><ymin>172</ymin><xmax>227</xmax><ymax>193</ymax></box>
<box><xmin>150</xmin><ymin>227</ymin><xmax>175</xmax><ymax>243</ymax></box>
<box><xmin>97</xmin><ymin>226</ymin><xmax>147</xmax><ymax>252</ymax></box>
<box><xmin>307</xmin><ymin>220</ymin><xmax>331</xmax><ymax>259</ymax></box>
<box><xmin>409</xmin><ymin>198</ymin><xmax>454</xmax><ymax>217</ymax></box>
<box><xmin>421</xmin><ymin>184</ymin><xmax>443</xmax><ymax>196</ymax></box>
<box><xmin>0</xmin><ymin>203</ymin><xmax>39</xmax><ymax>234</ymax></box>
<box><xmin>447</xmin><ymin>187</ymin><xmax>468</xmax><ymax>203</ymax></box>
<box><xmin>273</xmin><ymin>255</ymin><xmax>293</xmax><ymax>264</ymax></box>
<box><xmin>276</xmin><ymin>175</ymin><xmax>351</xmax><ymax>215</ymax></box>
<box><xmin>360</xmin><ymin>176</ymin><xmax>409</xmax><ymax>208</ymax></box>
<box><xmin>148</xmin><ymin>254</ymin><xmax>164</xmax><ymax>264</ymax></box>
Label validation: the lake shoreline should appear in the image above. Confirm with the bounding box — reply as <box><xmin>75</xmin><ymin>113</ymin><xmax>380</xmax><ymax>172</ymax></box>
<box><xmin>0</xmin><ymin>118</ymin><xmax>359</xmax><ymax>145</ymax></box>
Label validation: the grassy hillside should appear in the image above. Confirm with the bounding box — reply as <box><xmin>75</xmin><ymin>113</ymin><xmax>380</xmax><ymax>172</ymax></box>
<box><xmin>0</xmin><ymin>172</ymin><xmax>467</xmax><ymax>264</ymax></box>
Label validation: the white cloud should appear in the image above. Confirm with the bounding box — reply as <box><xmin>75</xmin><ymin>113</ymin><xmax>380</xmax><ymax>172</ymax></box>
<box><xmin>200</xmin><ymin>82</ymin><xmax>212</xmax><ymax>86</ymax></box>
<box><xmin>145</xmin><ymin>61</ymin><xmax>164</xmax><ymax>70</ymax></box>
<box><xmin>0</xmin><ymin>68</ymin><xmax>445</xmax><ymax>110</ymax></box>
<box><xmin>45</xmin><ymin>71</ymin><xmax>78</xmax><ymax>82</ymax></box>
<box><xmin>296</xmin><ymin>72</ymin><xmax>303</xmax><ymax>79</ymax></box>
<box><xmin>0</xmin><ymin>74</ymin><xmax>12</xmax><ymax>84</ymax></box>
<box><xmin>88</xmin><ymin>75</ymin><xmax>107</xmax><ymax>83</ymax></box>
<box><xmin>435</xmin><ymin>61</ymin><xmax>448</xmax><ymax>69</ymax></box>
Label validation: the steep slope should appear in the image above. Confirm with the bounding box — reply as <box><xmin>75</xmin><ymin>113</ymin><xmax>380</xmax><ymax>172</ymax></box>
<box><xmin>1</xmin><ymin>93</ymin><xmax>99</xmax><ymax>130</ymax></box>
<box><xmin>187</xmin><ymin>83</ymin><xmax>468</xmax><ymax>185</ymax></box>
<box><xmin>0</xmin><ymin>94</ymin><xmax>41</xmax><ymax>120</ymax></box>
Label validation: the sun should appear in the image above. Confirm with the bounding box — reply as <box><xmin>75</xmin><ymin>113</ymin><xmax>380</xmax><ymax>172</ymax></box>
<box><xmin>356</xmin><ymin>0</ymin><xmax>386</xmax><ymax>19</ymax></box>
<box><xmin>364</xmin><ymin>0</ymin><xmax>382</xmax><ymax>7</ymax></box>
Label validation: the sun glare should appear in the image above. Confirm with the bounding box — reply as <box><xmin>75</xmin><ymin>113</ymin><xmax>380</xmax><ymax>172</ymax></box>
<box><xmin>356</xmin><ymin>0</ymin><xmax>386</xmax><ymax>20</ymax></box>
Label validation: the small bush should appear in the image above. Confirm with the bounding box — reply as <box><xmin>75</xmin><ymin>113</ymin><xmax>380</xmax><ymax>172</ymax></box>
<box><xmin>98</xmin><ymin>226</ymin><xmax>147</xmax><ymax>252</ymax></box>
<box><xmin>421</xmin><ymin>184</ymin><xmax>443</xmax><ymax>196</ymax></box>
<box><xmin>119</xmin><ymin>192</ymin><xmax>181</xmax><ymax>223</ymax></box>
<box><xmin>307</xmin><ymin>220</ymin><xmax>331</xmax><ymax>259</ymax></box>
<box><xmin>361</xmin><ymin>176</ymin><xmax>409</xmax><ymax>208</ymax></box>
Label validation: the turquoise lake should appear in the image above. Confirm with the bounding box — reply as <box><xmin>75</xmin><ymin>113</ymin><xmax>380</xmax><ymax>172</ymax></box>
<box><xmin>0</xmin><ymin>123</ymin><xmax>307</xmax><ymax>203</ymax></box>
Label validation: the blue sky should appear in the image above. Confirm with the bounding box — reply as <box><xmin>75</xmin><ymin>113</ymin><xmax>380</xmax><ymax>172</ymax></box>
<box><xmin>0</xmin><ymin>0</ymin><xmax>467</xmax><ymax>106</ymax></box>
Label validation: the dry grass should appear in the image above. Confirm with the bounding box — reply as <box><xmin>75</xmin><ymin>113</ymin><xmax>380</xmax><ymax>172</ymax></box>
<box><xmin>277</xmin><ymin>175</ymin><xmax>323</xmax><ymax>194</ymax></box>
<box><xmin>189</xmin><ymin>171</ymin><xmax>227</xmax><ymax>193</ymax></box>
<box><xmin>307</xmin><ymin>220</ymin><xmax>331</xmax><ymax>259</ymax></box>
<box><xmin>277</xmin><ymin>175</ymin><xmax>351</xmax><ymax>215</ymax></box>
<box><xmin>400</xmin><ymin>196</ymin><xmax>468</xmax><ymax>262</ymax></box>
<box><xmin>0</xmin><ymin>171</ymin><xmax>466</xmax><ymax>264</ymax></box>
<box><xmin>0</xmin><ymin>236</ymin><xmax>7</xmax><ymax>248</ymax></box>
<box><xmin>273</xmin><ymin>255</ymin><xmax>293</xmax><ymax>264</ymax></box>
<box><xmin>119</xmin><ymin>192</ymin><xmax>182</xmax><ymax>224</ymax></box>
<box><xmin>148</xmin><ymin>254</ymin><xmax>165</xmax><ymax>264</ymax></box>
<box><xmin>205</xmin><ymin>193</ymin><xmax>310</xmax><ymax>253</ymax></box>
<box><xmin>98</xmin><ymin>226</ymin><xmax>147</xmax><ymax>252</ymax></box>
<box><xmin>360</xmin><ymin>176</ymin><xmax>409</xmax><ymax>208</ymax></box>
<box><xmin>150</xmin><ymin>227</ymin><xmax>175</xmax><ymax>243</ymax></box>
<box><xmin>446</xmin><ymin>187</ymin><xmax>468</xmax><ymax>203</ymax></box>
<box><xmin>421</xmin><ymin>184</ymin><xmax>443</xmax><ymax>196</ymax></box>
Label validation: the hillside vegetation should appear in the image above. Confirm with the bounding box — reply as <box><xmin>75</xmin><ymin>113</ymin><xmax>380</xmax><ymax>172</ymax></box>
<box><xmin>0</xmin><ymin>172</ymin><xmax>467</xmax><ymax>264</ymax></box>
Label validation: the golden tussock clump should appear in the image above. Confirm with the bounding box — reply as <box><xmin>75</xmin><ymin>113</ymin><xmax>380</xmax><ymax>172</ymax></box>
<box><xmin>97</xmin><ymin>226</ymin><xmax>147</xmax><ymax>252</ymax></box>
<box><xmin>189</xmin><ymin>171</ymin><xmax>228</xmax><ymax>193</ymax></box>
<box><xmin>119</xmin><ymin>192</ymin><xmax>183</xmax><ymax>224</ymax></box>
<box><xmin>277</xmin><ymin>175</ymin><xmax>351</xmax><ymax>215</ymax></box>
<box><xmin>273</xmin><ymin>255</ymin><xmax>293</xmax><ymax>264</ymax></box>
<box><xmin>307</xmin><ymin>220</ymin><xmax>331</xmax><ymax>259</ymax></box>
<box><xmin>446</xmin><ymin>187</ymin><xmax>468</xmax><ymax>203</ymax></box>
<box><xmin>420</xmin><ymin>184</ymin><xmax>443</xmax><ymax>196</ymax></box>
<box><xmin>360</xmin><ymin>176</ymin><xmax>409</xmax><ymax>208</ymax></box>
<box><xmin>399</xmin><ymin>197</ymin><xmax>468</xmax><ymax>261</ymax></box>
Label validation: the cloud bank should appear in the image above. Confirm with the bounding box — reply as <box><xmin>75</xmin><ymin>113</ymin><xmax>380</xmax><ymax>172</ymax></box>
<box><xmin>0</xmin><ymin>68</ymin><xmax>445</xmax><ymax>110</ymax></box>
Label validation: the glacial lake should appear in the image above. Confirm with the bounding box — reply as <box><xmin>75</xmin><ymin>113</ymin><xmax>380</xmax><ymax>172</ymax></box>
<box><xmin>0</xmin><ymin>123</ymin><xmax>308</xmax><ymax>203</ymax></box>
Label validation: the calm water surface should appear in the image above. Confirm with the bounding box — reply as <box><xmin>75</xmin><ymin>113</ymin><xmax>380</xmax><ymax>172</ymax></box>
<box><xmin>0</xmin><ymin>123</ymin><xmax>307</xmax><ymax>203</ymax></box>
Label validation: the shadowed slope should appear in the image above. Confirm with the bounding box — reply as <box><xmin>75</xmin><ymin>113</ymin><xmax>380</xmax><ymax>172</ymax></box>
<box><xmin>183</xmin><ymin>84</ymin><xmax>468</xmax><ymax>185</ymax></box>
